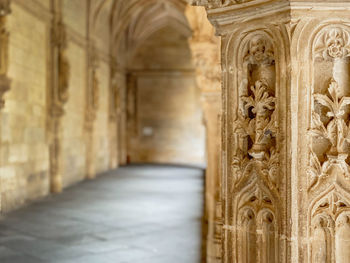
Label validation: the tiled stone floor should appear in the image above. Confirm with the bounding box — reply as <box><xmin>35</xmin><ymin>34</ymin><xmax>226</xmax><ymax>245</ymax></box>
<box><xmin>0</xmin><ymin>164</ymin><xmax>204</xmax><ymax>263</ymax></box>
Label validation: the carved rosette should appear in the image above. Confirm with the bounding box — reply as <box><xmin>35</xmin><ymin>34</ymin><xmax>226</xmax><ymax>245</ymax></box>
<box><xmin>0</xmin><ymin>0</ymin><xmax>11</xmax><ymax>110</ymax></box>
<box><xmin>231</xmin><ymin>33</ymin><xmax>279</xmax><ymax>262</ymax></box>
<box><xmin>308</xmin><ymin>25</ymin><xmax>350</xmax><ymax>262</ymax></box>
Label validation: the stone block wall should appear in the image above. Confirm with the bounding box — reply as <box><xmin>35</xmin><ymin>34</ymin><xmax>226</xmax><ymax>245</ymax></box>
<box><xmin>0</xmin><ymin>3</ymin><xmax>49</xmax><ymax>211</ymax></box>
<box><xmin>0</xmin><ymin>0</ymin><xmax>121</xmax><ymax>213</ymax></box>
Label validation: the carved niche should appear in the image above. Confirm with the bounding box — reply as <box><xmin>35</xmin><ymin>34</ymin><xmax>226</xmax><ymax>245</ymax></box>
<box><xmin>308</xmin><ymin>25</ymin><xmax>350</xmax><ymax>263</ymax></box>
<box><xmin>232</xmin><ymin>33</ymin><xmax>279</xmax><ymax>263</ymax></box>
<box><xmin>0</xmin><ymin>0</ymin><xmax>11</xmax><ymax>109</ymax></box>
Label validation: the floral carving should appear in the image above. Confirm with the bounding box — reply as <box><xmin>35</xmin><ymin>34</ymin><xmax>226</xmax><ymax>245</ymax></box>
<box><xmin>308</xmin><ymin>79</ymin><xmax>350</xmax><ymax>190</ymax></box>
<box><xmin>232</xmin><ymin>80</ymin><xmax>278</xmax><ymax>189</ymax></box>
<box><xmin>315</xmin><ymin>27</ymin><xmax>350</xmax><ymax>61</ymax></box>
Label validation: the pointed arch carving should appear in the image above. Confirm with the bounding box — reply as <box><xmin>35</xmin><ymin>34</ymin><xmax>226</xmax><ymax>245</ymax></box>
<box><xmin>235</xmin><ymin>181</ymin><xmax>278</xmax><ymax>263</ymax></box>
<box><xmin>308</xmin><ymin>185</ymin><xmax>350</xmax><ymax>262</ymax></box>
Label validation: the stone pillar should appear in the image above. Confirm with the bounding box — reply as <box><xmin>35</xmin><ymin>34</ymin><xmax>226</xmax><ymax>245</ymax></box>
<box><xmin>48</xmin><ymin>0</ymin><xmax>69</xmax><ymax>193</ymax></box>
<box><xmin>0</xmin><ymin>0</ymin><xmax>11</xmax><ymax>212</ymax></box>
<box><xmin>187</xmin><ymin>6</ymin><xmax>222</xmax><ymax>262</ymax></box>
<box><xmin>202</xmin><ymin>92</ymin><xmax>222</xmax><ymax>263</ymax></box>
<box><xmin>85</xmin><ymin>44</ymin><xmax>99</xmax><ymax>179</ymax></box>
<box><xmin>193</xmin><ymin>0</ymin><xmax>350</xmax><ymax>262</ymax></box>
<box><xmin>108</xmin><ymin>65</ymin><xmax>119</xmax><ymax>169</ymax></box>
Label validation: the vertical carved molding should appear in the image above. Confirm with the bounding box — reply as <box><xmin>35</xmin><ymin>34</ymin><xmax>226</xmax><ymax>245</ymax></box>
<box><xmin>0</xmin><ymin>0</ymin><xmax>11</xmax><ymax>109</ymax></box>
<box><xmin>126</xmin><ymin>72</ymin><xmax>137</xmax><ymax>162</ymax></box>
<box><xmin>85</xmin><ymin>43</ymin><xmax>99</xmax><ymax>179</ymax></box>
<box><xmin>49</xmin><ymin>0</ymin><xmax>69</xmax><ymax>193</ymax></box>
<box><xmin>108</xmin><ymin>64</ymin><xmax>119</xmax><ymax>169</ymax></box>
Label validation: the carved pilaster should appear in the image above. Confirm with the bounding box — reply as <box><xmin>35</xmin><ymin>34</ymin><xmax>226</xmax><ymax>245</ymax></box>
<box><xmin>85</xmin><ymin>43</ymin><xmax>99</xmax><ymax>179</ymax></box>
<box><xmin>194</xmin><ymin>0</ymin><xmax>350</xmax><ymax>262</ymax></box>
<box><xmin>0</xmin><ymin>0</ymin><xmax>11</xmax><ymax>110</ymax></box>
<box><xmin>108</xmin><ymin>64</ymin><xmax>121</xmax><ymax>169</ymax></box>
<box><xmin>49</xmin><ymin>9</ymin><xmax>70</xmax><ymax>193</ymax></box>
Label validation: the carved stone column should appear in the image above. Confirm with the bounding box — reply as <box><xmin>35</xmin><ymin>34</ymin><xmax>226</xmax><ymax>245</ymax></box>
<box><xmin>193</xmin><ymin>0</ymin><xmax>350</xmax><ymax>262</ymax></box>
<box><xmin>85</xmin><ymin>44</ymin><xmax>99</xmax><ymax>179</ymax></box>
<box><xmin>49</xmin><ymin>1</ymin><xmax>69</xmax><ymax>193</ymax></box>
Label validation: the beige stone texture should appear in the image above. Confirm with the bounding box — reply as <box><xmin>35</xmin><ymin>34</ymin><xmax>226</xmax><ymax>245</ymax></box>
<box><xmin>127</xmin><ymin>26</ymin><xmax>205</xmax><ymax>165</ymax></box>
<box><xmin>61</xmin><ymin>42</ymin><xmax>87</xmax><ymax>187</ymax></box>
<box><xmin>0</xmin><ymin>2</ymin><xmax>49</xmax><ymax>212</ymax></box>
<box><xmin>93</xmin><ymin>60</ymin><xmax>111</xmax><ymax>174</ymax></box>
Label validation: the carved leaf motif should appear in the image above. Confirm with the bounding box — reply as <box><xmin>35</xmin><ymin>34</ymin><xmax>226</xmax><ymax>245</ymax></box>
<box><xmin>308</xmin><ymin>149</ymin><xmax>323</xmax><ymax>190</ymax></box>
<box><xmin>311</xmin><ymin>79</ymin><xmax>350</xmax><ymax>154</ymax></box>
<box><xmin>262</xmin><ymin>147</ymin><xmax>279</xmax><ymax>187</ymax></box>
<box><xmin>310</xmin><ymin>111</ymin><xmax>328</xmax><ymax>140</ymax></box>
<box><xmin>242</xmin><ymin>81</ymin><xmax>275</xmax><ymax>116</ymax></box>
<box><xmin>231</xmin><ymin>148</ymin><xmax>250</xmax><ymax>186</ymax></box>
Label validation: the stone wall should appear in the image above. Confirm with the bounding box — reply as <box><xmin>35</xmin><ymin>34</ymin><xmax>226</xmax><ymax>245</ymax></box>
<box><xmin>127</xmin><ymin>26</ymin><xmax>205</xmax><ymax>166</ymax></box>
<box><xmin>0</xmin><ymin>0</ymin><xmax>119</xmax><ymax>213</ymax></box>
<box><xmin>0</xmin><ymin>2</ymin><xmax>49</xmax><ymax>212</ymax></box>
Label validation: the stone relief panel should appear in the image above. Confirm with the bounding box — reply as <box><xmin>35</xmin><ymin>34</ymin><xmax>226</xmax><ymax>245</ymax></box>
<box><xmin>230</xmin><ymin>32</ymin><xmax>280</xmax><ymax>263</ymax></box>
<box><xmin>308</xmin><ymin>24</ymin><xmax>350</xmax><ymax>263</ymax></box>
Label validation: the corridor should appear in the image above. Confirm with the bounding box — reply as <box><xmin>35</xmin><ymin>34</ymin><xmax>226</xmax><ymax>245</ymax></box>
<box><xmin>0</xmin><ymin>165</ymin><xmax>204</xmax><ymax>263</ymax></box>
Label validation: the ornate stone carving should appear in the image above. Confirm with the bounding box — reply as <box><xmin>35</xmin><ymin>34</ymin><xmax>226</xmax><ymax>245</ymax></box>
<box><xmin>0</xmin><ymin>0</ymin><xmax>11</xmax><ymax>109</ymax></box>
<box><xmin>233</xmin><ymin>35</ymin><xmax>278</xmax><ymax>190</ymax></box>
<box><xmin>230</xmin><ymin>33</ymin><xmax>280</xmax><ymax>262</ymax></box>
<box><xmin>309</xmin><ymin>186</ymin><xmax>350</xmax><ymax>262</ymax></box>
<box><xmin>309</xmin><ymin>79</ymin><xmax>350</xmax><ymax>190</ymax></box>
<box><xmin>237</xmin><ymin>183</ymin><xmax>278</xmax><ymax>263</ymax></box>
<box><xmin>314</xmin><ymin>27</ymin><xmax>350</xmax><ymax>61</ymax></box>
